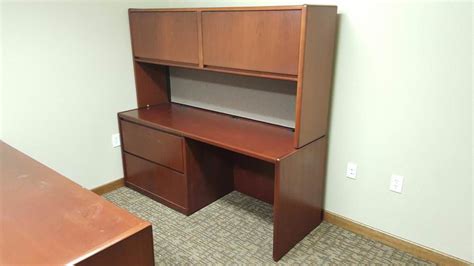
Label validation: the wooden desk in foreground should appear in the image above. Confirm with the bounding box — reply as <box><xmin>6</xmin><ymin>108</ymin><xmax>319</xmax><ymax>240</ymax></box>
<box><xmin>0</xmin><ymin>141</ymin><xmax>154</xmax><ymax>265</ymax></box>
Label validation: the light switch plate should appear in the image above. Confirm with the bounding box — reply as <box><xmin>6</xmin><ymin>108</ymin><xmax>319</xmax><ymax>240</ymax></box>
<box><xmin>389</xmin><ymin>174</ymin><xmax>404</xmax><ymax>193</ymax></box>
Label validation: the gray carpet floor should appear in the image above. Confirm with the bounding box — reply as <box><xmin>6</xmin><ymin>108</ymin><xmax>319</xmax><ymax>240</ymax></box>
<box><xmin>104</xmin><ymin>187</ymin><xmax>433</xmax><ymax>265</ymax></box>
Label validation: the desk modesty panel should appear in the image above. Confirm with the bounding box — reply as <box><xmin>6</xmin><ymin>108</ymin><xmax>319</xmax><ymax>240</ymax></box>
<box><xmin>0</xmin><ymin>141</ymin><xmax>154</xmax><ymax>265</ymax></box>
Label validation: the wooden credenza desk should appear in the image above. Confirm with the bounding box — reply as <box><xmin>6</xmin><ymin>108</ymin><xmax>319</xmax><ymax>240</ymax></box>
<box><xmin>121</xmin><ymin>5</ymin><xmax>337</xmax><ymax>261</ymax></box>
<box><xmin>0</xmin><ymin>141</ymin><xmax>154</xmax><ymax>265</ymax></box>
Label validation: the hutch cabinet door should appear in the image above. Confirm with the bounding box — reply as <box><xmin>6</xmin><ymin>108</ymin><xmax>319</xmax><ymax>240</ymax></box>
<box><xmin>129</xmin><ymin>11</ymin><xmax>200</xmax><ymax>65</ymax></box>
<box><xmin>202</xmin><ymin>10</ymin><xmax>301</xmax><ymax>75</ymax></box>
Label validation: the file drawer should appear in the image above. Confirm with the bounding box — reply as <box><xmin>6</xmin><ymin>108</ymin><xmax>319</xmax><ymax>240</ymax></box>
<box><xmin>121</xmin><ymin>120</ymin><xmax>184</xmax><ymax>173</ymax></box>
<box><xmin>124</xmin><ymin>152</ymin><xmax>186</xmax><ymax>209</ymax></box>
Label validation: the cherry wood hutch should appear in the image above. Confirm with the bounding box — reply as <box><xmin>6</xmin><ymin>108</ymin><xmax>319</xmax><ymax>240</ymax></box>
<box><xmin>118</xmin><ymin>5</ymin><xmax>337</xmax><ymax>261</ymax></box>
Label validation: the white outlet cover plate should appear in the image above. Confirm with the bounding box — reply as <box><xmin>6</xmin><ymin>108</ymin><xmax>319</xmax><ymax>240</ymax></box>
<box><xmin>346</xmin><ymin>162</ymin><xmax>357</xmax><ymax>179</ymax></box>
<box><xmin>389</xmin><ymin>174</ymin><xmax>404</xmax><ymax>193</ymax></box>
<box><xmin>112</xmin><ymin>133</ymin><xmax>121</xmax><ymax>148</ymax></box>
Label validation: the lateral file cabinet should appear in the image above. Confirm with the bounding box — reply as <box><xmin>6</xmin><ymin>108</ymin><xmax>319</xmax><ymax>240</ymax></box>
<box><xmin>120</xmin><ymin>5</ymin><xmax>338</xmax><ymax>261</ymax></box>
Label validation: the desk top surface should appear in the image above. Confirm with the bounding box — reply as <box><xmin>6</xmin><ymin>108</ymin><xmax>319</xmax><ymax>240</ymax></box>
<box><xmin>119</xmin><ymin>103</ymin><xmax>296</xmax><ymax>162</ymax></box>
<box><xmin>0</xmin><ymin>141</ymin><xmax>150</xmax><ymax>265</ymax></box>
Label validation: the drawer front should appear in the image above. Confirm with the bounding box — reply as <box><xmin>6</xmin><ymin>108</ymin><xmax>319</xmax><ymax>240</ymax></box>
<box><xmin>202</xmin><ymin>10</ymin><xmax>301</xmax><ymax>75</ymax></box>
<box><xmin>124</xmin><ymin>153</ymin><xmax>186</xmax><ymax>208</ymax></box>
<box><xmin>129</xmin><ymin>11</ymin><xmax>199</xmax><ymax>65</ymax></box>
<box><xmin>121</xmin><ymin>120</ymin><xmax>184</xmax><ymax>172</ymax></box>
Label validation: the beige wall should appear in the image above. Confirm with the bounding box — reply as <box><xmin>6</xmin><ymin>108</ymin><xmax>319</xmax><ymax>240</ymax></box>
<box><xmin>324</xmin><ymin>2</ymin><xmax>472</xmax><ymax>262</ymax></box>
<box><xmin>2</xmin><ymin>1</ymin><xmax>139</xmax><ymax>190</ymax></box>
<box><xmin>1</xmin><ymin>0</ymin><xmax>472</xmax><ymax>262</ymax></box>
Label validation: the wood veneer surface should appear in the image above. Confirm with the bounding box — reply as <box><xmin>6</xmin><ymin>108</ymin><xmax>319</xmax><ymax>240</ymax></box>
<box><xmin>202</xmin><ymin>10</ymin><xmax>301</xmax><ymax>75</ymax></box>
<box><xmin>124</xmin><ymin>152</ymin><xmax>187</xmax><ymax>209</ymax></box>
<box><xmin>129</xmin><ymin>6</ymin><xmax>306</xmax><ymax>12</ymax></box>
<box><xmin>129</xmin><ymin>11</ymin><xmax>199</xmax><ymax>65</ymax></box>
<box><xmin>119</xmin><ymin>103</ymin><xmax>295</xmax><ymax>162</ymax></box>
<box><xmin>273</xmin><ymin>137</ymin><xmax>327</xmax><ymax>260</ymax></box>
<box><xmin>0</xmin><ymin>141</ymin><xmax>152</xmax><ymax>265</ymax></box>
<box><xmin>294</xmin><ymin>6</ymin><xmax>337</xmax><ymax>147</ymax></box>
<box><xmin>121</xmin><ymin>120</ymin><xmax>184</xmax><ymax>172</ymax></box>
<box><xmin>133</xmin><ymin>62</ymin><xmax>170</xmax><ymax>108</ymax></box>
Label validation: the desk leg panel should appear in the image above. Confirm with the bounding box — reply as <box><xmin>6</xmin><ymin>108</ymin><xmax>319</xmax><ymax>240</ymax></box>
<box><xmin>185</xmin><ymin>139</ymin><xmax>234</xmax><ymax>214</ymax></box>
<box><xmin>273</xmin><ymin>137</ymin><xmax>327</xmax><ymax>261</ymax></box>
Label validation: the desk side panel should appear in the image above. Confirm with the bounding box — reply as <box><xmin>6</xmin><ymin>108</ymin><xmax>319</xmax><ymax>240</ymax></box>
<box><xmin>133</xmin><ymin>62</ymin><xmax>170</xmax><ymax>108</ymax></box>
<box><xmin>294</xmin><ymin>6</ymin><xmax>337</xmax><ymax>147</ymax></box>
<box><xmin>273</xmin><ymin>137</ymin><xmax>328</xmax><ymax>261</ymax></box>
<box><xmin>77</xmin><ymin>225</ymin><xmax>154</xmax><ymax>266</ymax></box>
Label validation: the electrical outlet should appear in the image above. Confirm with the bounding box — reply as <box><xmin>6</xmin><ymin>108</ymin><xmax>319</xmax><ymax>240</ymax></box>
<box><xmin>111</xmin><ymin>133</ymin><xmax>121</xmax><ymax>148</ymax></box>
<box><xmin>346</xmin><ymin>162</ymin><xmax>357</xmax><ymax>179</ymax></box>
<box><xmin>389</xmin><ymin>174</ymin><xmax>404</xmax><ymax>193</ymax></box>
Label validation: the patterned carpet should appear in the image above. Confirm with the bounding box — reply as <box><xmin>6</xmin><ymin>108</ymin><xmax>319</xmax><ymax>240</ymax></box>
<box><xmin>104</xmin><ymin>187</ymin><xmax>433</xmax><ymax>265</ymax></box>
